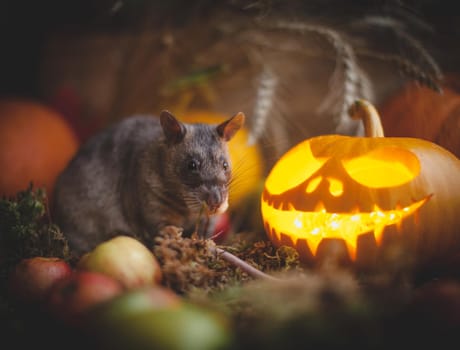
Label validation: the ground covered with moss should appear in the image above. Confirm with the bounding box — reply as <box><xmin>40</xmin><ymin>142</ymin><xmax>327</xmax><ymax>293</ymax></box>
<box><xmin>1</xmin><ymin>186</ymin><xmax>460</xmax><ymax>349</ymax></box>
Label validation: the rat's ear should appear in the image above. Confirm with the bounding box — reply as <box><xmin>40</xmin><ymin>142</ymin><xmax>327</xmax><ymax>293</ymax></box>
<box><xmin>160</xmin><ymin>110</ymin><xmax>186</xmax><ymax>144</ymax></box>
<box><xmin>216</xmin><ymin>112</ymin><xmax>245</xmax><ymax>141</ymax></box>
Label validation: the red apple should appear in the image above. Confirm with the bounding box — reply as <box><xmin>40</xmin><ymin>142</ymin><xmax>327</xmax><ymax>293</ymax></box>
<box><xmin>77</xmin><ymin>235</ymin><xmax>162</xmax><ymax>289</ymax></box>
<box><xmin>45</xmin><ymin>270</ymin><xmax>124</xmax><ymax>327</ymax></box>
<box><xmin>7</xmin><ymin>256</ymin><xmax>73</xmax><ymax>304</ymax></box>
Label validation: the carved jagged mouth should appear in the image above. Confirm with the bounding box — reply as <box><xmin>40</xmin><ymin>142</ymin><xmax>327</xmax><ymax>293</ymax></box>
<box><xmin>261</xmin><ymin>196</ymin><xmax>430</xmax><ymax>260</ymax></box>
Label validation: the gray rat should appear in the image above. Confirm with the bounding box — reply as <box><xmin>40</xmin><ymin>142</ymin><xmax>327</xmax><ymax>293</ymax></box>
<box><xmin>52</xmin><ymin>110</ymin><xmax>245</xmax><ymax>255</ymax></box>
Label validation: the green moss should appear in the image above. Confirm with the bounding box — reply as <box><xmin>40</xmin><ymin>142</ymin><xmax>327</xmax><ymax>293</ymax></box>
<box><xmin>0</xmin><ymin>183</ymin><xmax>70</xmax><ymax>267</ymax></box>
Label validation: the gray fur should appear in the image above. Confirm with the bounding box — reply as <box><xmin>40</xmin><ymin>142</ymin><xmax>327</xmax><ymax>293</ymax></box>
<box><xmin>52</xmin><ymin>112</ymin><xmax>244</xmax><ymax>255</ymax></box>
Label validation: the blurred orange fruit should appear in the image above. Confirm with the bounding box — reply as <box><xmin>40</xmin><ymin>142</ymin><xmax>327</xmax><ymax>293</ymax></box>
<box><xmin>380</xmin><ymin>78</ymin><xmax>460</xmax><ymax>158</ymax></box>
<box><xmin>0</xmin><ymin>98</ymin><xmax>79</xmax><ymax>200</ymax></box>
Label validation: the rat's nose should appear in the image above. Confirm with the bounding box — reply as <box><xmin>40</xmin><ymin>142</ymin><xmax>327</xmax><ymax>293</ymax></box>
<box><xmin>205</xmin><ymin>189</ymin><xmax>222</xmax><ymax>211</ymax></box>
<box><xmin>204</xmin><ymin>188</ymin><xmax>228</xmax><ymax>214</ymax></box>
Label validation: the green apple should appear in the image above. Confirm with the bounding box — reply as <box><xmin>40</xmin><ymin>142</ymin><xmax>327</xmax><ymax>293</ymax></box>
<box><xmin>88</xmin><ymin>285</ymin><xmax>182</xmax><ymax>322</ymax></box>
<box><xmin>88</xmin><ymin>290</ymin><xmax>234</xmax><ymax>350</ymax></box>
<box><xmin>77</xmin><ymin>235</ymin><xmax>162</xmax><ymax>289</ymax></box>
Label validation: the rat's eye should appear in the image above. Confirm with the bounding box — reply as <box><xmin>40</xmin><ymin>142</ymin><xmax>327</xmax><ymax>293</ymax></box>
<box><xmin>223</xmin><ymin>161</ymin><xmax>229</xmax><ymax>171</ymax></box>
<box><xmin>188</xmin><ymin>159</ymin><xmax>200</xmax><ymax>171</ymax></box>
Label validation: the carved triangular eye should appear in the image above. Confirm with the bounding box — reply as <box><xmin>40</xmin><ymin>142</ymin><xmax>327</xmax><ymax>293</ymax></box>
<box><xmin>342</xmin><ymin>146</ymin><xmax>420</xmax><ymax>188</ymax></box>
<box><xmin>265</xmin><ymin>142</ymin><xmax>330</xmax><ymax>195</ymax></box>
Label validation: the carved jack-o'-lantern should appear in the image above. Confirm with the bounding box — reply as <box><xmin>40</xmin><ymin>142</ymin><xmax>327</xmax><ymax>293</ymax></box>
<box><xmin>261</xmin><ymin>100</ymin><xmax>460</xmax><ymax>269</ymax></box>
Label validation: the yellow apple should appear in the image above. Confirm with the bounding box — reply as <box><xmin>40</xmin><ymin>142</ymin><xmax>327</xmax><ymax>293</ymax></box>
<box><xmin>77</xmin><ymin>235</ymin><xmax>162</xmax><ymax>289</ymax></box>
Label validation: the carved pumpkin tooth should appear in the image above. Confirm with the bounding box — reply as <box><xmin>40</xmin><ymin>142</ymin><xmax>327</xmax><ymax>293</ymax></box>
<box><xmin>344</xmin><ymin>240</ymin><xmax>357</xmax><ymax>261</ymax></box>
<box><xmin>270</xmin><ymin>226</ymin><xmax>280</xmax><ymax>243</ymax></box>
<box><xmin>264</xmin><ymin>221</ymin><xmax>270</xmax><ymax>235</ymax></box>
<box><xmin>314</xmin><ymin>201</ymin><xmax>325</xmax><ymax>212</ymax></box>
<box><xmin>308</xmin><ymin>237</ymin><xmax>322</xmax><ymax>257</ymax></box>
<box><xmin>280</xmin><ymin>201</ymin><xmax>288</xmax><ymax>210</ymax></box>
<box><xmin>373</xmin><ymin>225</ymin><xmax>385</xmax><ymax>245</ymax></box>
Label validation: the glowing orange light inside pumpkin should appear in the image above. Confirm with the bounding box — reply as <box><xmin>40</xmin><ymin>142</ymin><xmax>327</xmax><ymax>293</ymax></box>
<box><xmin>261</xmin><ymin>197</ymin><xmax>428</xmax><ymax>259</ymax></box>
<box><xmin>342</xmin><ymin>147</ymin><xmax>420</xmax><ymax>187</ymax></box>
<box><xmin>261</xmin><ymin>100</ymin><xmax>436</xmax><ymax>263</ymax></box>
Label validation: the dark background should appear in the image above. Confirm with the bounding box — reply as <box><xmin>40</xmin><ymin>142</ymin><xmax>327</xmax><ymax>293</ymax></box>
<box><xmin>0</xmin><ymin>0</ymin><xmax>459</xmax><ymax>99</ymax></box>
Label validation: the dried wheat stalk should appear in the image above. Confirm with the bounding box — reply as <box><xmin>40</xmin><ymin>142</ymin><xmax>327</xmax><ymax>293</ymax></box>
<box><xmin>248</xmin><ymin>65</ymin><xmax>278</xmax><ymax>145</ymax></box>
<box><xmin>244</xmin><ymin>13</ymin><xmax>442</xmax><ymax>140</ymax></box>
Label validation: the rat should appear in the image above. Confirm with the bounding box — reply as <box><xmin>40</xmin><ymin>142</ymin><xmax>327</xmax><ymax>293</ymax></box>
<box><xmin>52</xmin><ymin>110</ymin><xmax>245</xmax><ymax>256</ymax></box>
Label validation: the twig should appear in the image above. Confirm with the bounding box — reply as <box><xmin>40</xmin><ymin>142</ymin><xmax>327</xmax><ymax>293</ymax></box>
<box><xmin>212</xmin><ymin>246</ymin><xmax>281</xmax><ymax>281</ymax></box>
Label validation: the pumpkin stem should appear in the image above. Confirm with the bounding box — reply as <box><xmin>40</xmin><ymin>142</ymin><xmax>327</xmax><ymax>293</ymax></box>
<box><xmin>348</xmin><ymin>99</ymin><xmax>385</xmax><ymax>137</ymax></box>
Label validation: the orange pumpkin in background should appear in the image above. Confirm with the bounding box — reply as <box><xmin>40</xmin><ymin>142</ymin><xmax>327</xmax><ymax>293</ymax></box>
<box><xmin>0</xmin><ymin>98</ymin><xmax>79</xmax><ymax>200</ymax></box>
<box><xmin>379</xmin><ymin>77</ymin><xmax>460</xmax><ymax>159</ymax></box>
